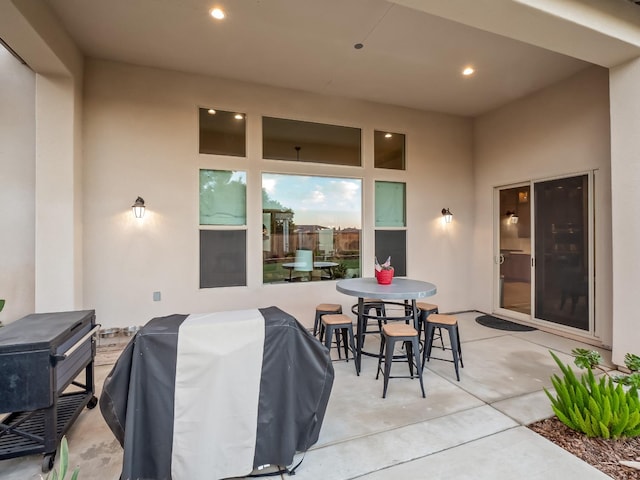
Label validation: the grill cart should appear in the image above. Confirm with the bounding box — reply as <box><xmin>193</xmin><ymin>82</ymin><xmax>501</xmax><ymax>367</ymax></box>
<box><xmin>0</xmin><ymin>310</ymin><xmax>99</xmax><ymax>472</ymax></box>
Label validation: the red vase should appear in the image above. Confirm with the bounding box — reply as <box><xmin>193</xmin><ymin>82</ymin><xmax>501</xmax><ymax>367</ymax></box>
<box><xmin>376</xmin><ymin>268</ymin><xmax>394</xmax><ymax>285</ymax></box>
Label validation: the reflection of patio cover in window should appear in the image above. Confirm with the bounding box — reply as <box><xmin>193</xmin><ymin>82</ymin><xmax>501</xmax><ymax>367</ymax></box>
<box><xmin>99</xmin><ymin>307</ymin><xmax>334</xmax><ymax>479</ymax></box>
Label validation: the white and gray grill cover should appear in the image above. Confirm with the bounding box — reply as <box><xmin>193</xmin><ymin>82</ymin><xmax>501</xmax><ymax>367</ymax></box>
<box><xmin>99</xmin><ymin>306</ymin><xmax>334</xmax><ymax>480</ymax></box>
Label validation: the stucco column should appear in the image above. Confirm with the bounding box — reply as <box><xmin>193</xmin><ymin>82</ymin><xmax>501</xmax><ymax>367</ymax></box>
<box><xmin>609</xmin><ymin>56</ymin><xmax>640</xmax><ymax>365</ymax></box>
<box><xmin>35</xmin><ymin>74</ymin><xmax>83</xmax><ymax>311</ymax></box>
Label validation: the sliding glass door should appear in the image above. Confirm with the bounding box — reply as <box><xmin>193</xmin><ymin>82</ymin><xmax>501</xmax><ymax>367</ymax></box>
<box><xmin>495</xmin><ymin>173</ymin><xmax>593</xmax><ymax>332</ymax></box>
<box><xmin>534</xmin><ymin>175</ymin><xmax>590</xmax><ymax>330</ymax></box>
<box><xmin>496</xmin><ymin>185</ymin><xmax>531</xmax><ymax>319</ymax></box>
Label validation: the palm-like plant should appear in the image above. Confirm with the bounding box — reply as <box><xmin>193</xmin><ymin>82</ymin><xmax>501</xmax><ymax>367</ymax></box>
<box><xmin>44</xmin><ymin>437</ymin><xmax>79</xmax><ymax>480</ymax></box>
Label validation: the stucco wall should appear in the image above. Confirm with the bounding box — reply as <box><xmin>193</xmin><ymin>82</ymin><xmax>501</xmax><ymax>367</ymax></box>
<box><xmin>0</xmin><ymin>45</ymin><xmax>35</xmax><ymax>323</ymax></box>
<box><xmin>82</xmin><ymin>59</ymin><xmax>474</xmax><ymax>329</ymax></box>
<box><xmin>472</xmin><ymin>65</ymin><xmax>612</xmax><ymax>345</ymax></box>
<box><xmin>1</xmin><ymin>0</ymin><xmax>85</xmax><ymax>313</ymax></box>
<box><xmin>610</xmin><ymin>56</ymin><xmax>640</xmax><ymax>365</ymax></box>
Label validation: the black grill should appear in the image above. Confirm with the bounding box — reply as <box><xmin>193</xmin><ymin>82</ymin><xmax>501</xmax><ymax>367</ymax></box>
<box><xmin>0</xmin><ymin>310</ymin><xmax>99</xmax><ymax>472</ymax></box>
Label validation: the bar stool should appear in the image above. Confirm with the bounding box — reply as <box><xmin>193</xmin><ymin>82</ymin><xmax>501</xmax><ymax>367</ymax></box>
<box><xmin>416</xmin><ymin>302</ymin><xmax>444</xmax><ymax>351</ymax></box>
<box><xmin>376</xmin><ymin>323</ymin><xmax>425</xmax><ymax>398</ymax></box>
<box><xmin>314</xmin><ymin>303</ymin><xmax>342</xmax><ymax>338</ymax></box>
<box><xmin>422</xmin><ymin>314</ymin><xmax>463</xmax><ymax>381</ymax></box>
<box><xmin>321</xmin><ymin>314</ymin><xmax>359</xmax><ymax>375</ymax></box>
<box><xmin>361</xmin><ymin>298</ymin><xmax>387</xmax><ymax>334</ymax></box>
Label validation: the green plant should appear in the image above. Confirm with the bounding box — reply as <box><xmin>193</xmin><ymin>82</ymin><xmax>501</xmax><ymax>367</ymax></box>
<box><xmin>44</xmin><ymin>437</ymin><xmax>79</xmax><ymax>480</ymax></box>
<box><xmin>572</xmin><ymin>348</ymin><xmax>640</xmax><ymax>389</ymax></box>
<box><xmin>545</xmin><ymin>350</ymin><xmax>640</xmax><ymax>439</ymax></box>
<box><xmin>332</xmin><ymin>262</ymin><xmax>348</xmax><ymax>279</ymax></box>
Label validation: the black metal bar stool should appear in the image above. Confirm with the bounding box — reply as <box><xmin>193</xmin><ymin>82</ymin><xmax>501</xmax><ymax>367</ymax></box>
<box><xmin>359</xmin><ymin>298</ymin><xmax>387</xmax><ymax>339</ymax></box>
<box><xmin>376</xmin><ymin>323</ymin><xmax>425</xmax><ymax>398</ymax></box>
<box><xmin>314</xmin><ymin>303</ymin><xmax>342</xmax><ymax>337</ymax></box>
<box><xmin>321</xmin><ymin>314</ymin><xmax>359</xmax><ymax>375</ymax></box>
<box><xmin>422</xmin><ymin>313</ymin><xmax>463</xmax><ymax>381</ymax></box>
<box><xmin>416</xmin><ymin>302</ymin><xmax>444</xmax><ymax>351</ymax></box>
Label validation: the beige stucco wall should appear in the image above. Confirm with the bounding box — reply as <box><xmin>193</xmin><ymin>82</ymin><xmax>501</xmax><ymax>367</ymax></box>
<box><xmin>472</xmin><ymin>65</ymin><xmax>613</xmax><ymax>346</ymax></box>
<box><xmin>0</xmin><ymin>45</ymin><xmax>35</xmax><ymax>323</ymax></box>
<box><xmin>0</xmin><ymin>0</ymin><xmax>84</xmax><ymax>314</ymax></box>
<box><xmin>82</xmin><ymin>59</ymin><xmax>474</xmax><ymax>329</ymax></box>
<box><xmin>609</xmin><ymin>56</ymin><xmax>640</xmax><ymax>365</ymax></box>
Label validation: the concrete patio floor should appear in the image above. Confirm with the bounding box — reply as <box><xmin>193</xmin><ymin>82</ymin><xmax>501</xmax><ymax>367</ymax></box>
<box><xmin>2</xmin><ymin>311</ymin><xmax>614</xmax><ymax>479</ymax></box>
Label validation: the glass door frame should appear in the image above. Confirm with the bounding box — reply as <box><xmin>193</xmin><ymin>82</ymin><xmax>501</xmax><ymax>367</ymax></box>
<box><xmin>493</xmin><ymin>182</ymin><xmax>532</xmax><ymax>323</ymax></box>
<box><xmin>493</xmin><ymin>172</ymin><xmax>596</xmax><ymax>336</ymax></box>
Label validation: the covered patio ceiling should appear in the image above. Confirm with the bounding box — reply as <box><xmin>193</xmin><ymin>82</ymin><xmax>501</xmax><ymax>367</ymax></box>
<box><xmin>40</xmin><ymin>0</ymin><xmax>639</xmax><ymax>117</ymax></box>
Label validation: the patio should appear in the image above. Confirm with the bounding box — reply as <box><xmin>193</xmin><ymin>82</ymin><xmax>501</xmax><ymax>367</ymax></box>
<box><xmin>1</xmin><ymin>311</ymin><xmax>613</xmax><ymax>479</ymax></box>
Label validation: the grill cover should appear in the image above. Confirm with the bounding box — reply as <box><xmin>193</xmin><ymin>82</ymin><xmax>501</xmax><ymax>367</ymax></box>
<box><xmin>99</xmin><ymin>306</ymin><xmax>334</xmax><ymax>480</ymax></box>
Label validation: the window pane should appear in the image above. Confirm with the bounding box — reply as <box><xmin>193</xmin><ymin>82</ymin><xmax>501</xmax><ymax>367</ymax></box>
<box><xmin>200</xmin><ymin>170</ymin><xmax>246</xmax><ymax>225</ymax></box>
<box><xmin>200</xmin><ymin>230</ymin><xmax>247</xmax><ymax>288</ymax></box>
<box><xmin>199</xmin><ymin>108</ymin><xmax>246</xmax><ymax>156</ymax></box>
<box><xmin>375</xmin><ymin>230</ymin><xmax>406</xmax><ymax>277</ymax></box>
<box><xmin>262</xmin><ymin>117</ymin><xmax>361</xmax><ymax>166</ymax></box>
<box><xmin>374</xmin><ymin>130</ymin><xmax>405</xmax><ymax>170</ymax></box>
<box><xmin>262</xmin><ymin>173</ymin><xmax>361</xmax><ymax>284</ymax></box>
<box><xmin>375</xmin><ymin>181</ymin><xmax>405</xmax><ymax>227</ymax></box>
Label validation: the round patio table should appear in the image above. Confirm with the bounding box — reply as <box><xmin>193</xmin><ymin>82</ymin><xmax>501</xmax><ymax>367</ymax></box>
<box><xmin>336</xmin><ymin>277</ymin><xmax>437</xmax><ymax>374</ymax></box>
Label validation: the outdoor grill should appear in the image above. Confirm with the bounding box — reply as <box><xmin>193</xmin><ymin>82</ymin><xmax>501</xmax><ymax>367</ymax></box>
<box><xmin>0</xmin><ymin>310</ymin><xmax>99</xmax><ymax>472</ymax></box>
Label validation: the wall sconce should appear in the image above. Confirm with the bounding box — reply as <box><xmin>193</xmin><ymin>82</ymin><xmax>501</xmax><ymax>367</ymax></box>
<box><xmin>132</xmin><ymin>196</ymin><xmax>146</xmax><ymax>219</ymax></box>
<box><xmin>441</xmin><ymin>208</ymin><xmax>453</xmax><ymax>224</ymax></box>
<box><xmin>505</xmin><ymin>210</ymin><xmax>519</xmax><ymax>224</ymax></box>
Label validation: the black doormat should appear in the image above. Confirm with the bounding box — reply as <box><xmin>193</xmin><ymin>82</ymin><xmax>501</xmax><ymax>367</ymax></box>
<box><xmin>475</xmin><ymin>315</ymin><xmax>537</xmax><ymax>331</ymax></box>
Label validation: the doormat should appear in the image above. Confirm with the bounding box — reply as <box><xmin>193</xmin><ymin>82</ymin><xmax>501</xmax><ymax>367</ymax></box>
<box><xmin>475</xmin><ymin>315</ymin><xmax>537</xmax><ymax>332</ymax></box>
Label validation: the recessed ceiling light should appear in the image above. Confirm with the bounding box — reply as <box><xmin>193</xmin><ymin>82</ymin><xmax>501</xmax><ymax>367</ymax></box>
<box><xmin>462</xmin><ymin>66</ymin><xmax>475</xmax><ymax>76</ymax></box>
<box><xmin>210</xmin><ymin>7</ymin><xmax>225</xmax><ymax>20</ymax></box>
<box><xmin>234</xmin><ymin>113</ymin><xmax>244</xmax><ymax>120</ymax></box>
<box><xmin>384</xmin><ymin>133</ymin><xmax>392</xmax><ymax>138</ymax></box>
<box><xmin>207</xmin><ymin>109</ymin><xmax>216</xmax><ymax>115</ymax></box>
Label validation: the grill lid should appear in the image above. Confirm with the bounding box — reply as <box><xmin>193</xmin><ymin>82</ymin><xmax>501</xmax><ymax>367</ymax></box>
<box><xmin>0</xmin><ymin>310</ymin><xmax>95</xmax><ymax>353</ymax></box>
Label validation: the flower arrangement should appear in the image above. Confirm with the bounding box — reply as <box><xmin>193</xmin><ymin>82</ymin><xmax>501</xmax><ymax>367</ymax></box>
<box><xmin>374</xmin><ymin>257</ymin><xmax>394</xmax><ymax>284</ymax></box>
<box><xmin>375</xmin><ymin>256</ymin><xmax>392</xmax><ymax>271</ymax></box>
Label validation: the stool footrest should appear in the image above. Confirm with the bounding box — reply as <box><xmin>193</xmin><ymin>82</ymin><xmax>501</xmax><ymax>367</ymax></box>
<box><xmin>426</xmin><ymin>356</ymin><xmax>456</xmax><ymax>364</ymax></box>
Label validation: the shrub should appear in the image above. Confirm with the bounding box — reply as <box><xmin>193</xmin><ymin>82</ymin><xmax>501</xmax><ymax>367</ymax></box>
<box><xmin>572</xmin><ymin>348</ymin><xmax>640</xmax><ymax>389</ymax></box>
<box><xmin>545</xmin><ymin>351</ymin><xmax>640</xmax><ymax>439</ymax></box>
<box><xmin>44</xmin><ymin>436</ymin><xmax>79</xmax><ymax>480</ymax></box>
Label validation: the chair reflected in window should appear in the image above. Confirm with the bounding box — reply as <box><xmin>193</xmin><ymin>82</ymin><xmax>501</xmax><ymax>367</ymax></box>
<box><xmin>285</xmin><ymin>249</ymin><xmax>313</xmax><ymax>282</ymax></box>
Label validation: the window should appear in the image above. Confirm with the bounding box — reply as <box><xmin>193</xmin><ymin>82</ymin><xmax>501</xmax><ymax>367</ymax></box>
<box><xmin>374</xmin><ymin>130</ymin><xmax>405</xmax><ymax>170</ymax></box>
<box><xmin>199</xmin><ymin>169</ymin><xmax>247</xmax><ymax>288</ymax></box>
<box><xmin>199</xmin><ymin>170</ymin><xmax>246</xmax><ymax>225</ymax></box>
<box><xmin>199</xmin><ymin>107</ymin><xmax>246</xmax><ymax>157</ymax></box>
<box><xmin>262</xmin><ymin>116</ymin><xmax>361</xmax><ymax>166</ymax></box>
<box><xmin>200</xmin><ymin>230</ymin><xmax>247</xmax><ymax>288</ymax></box>
<box><xmin>262</xmin><ymin>173</ymin><xmax>362</xmax><ymax>283</ymax></box>
<box><xmin>375</xmin><ymin>181</ymin><xmax>406</xmax><ymax>276</ymax></box>
<box><xmin>375</xmin><ymin>181</ymin><xmax>405</xmax><ymax>227</ymax></box>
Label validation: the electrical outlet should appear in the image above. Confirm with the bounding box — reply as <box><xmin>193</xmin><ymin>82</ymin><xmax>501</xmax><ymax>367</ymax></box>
<box><xmin>153</xmin><ymin>291</ymin><xmax>161</xmax><ymax>301</ymax></box>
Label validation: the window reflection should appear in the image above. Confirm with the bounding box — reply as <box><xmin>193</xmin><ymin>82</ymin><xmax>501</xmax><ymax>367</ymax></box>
<box><xmin>375</xmin><ymin>181</ymin><xmax>406</xmax><ymax>227</ymax></box>
<box><xmin>262</xmin><ymin>117</ymin><xmax>361</xmax><ymax>166</ymax></box>
<box><xmin>199</xmin><ymin>170</ymin><xmax>246</xmax><ymax>225</ymax></box>
<box><xmin>374</xmin><ymin>130</ymin><xmax>405</xmax><ymax>170</ymax></box>
<box><xmin>199</xmin><ymin>108</ymin><xmax>246</xmax><ymax>157</ymax></box>
<box><xmin>262</xmin><ymin>173</ymin><xmax>362</xmax><ymax>283</ymax></box>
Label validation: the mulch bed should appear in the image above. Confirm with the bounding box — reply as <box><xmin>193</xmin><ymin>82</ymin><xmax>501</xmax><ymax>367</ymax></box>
<box><xmin>528</xmin><ymin>417</ymin><xmax>640</xmax><ymax>479</ymax></box>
